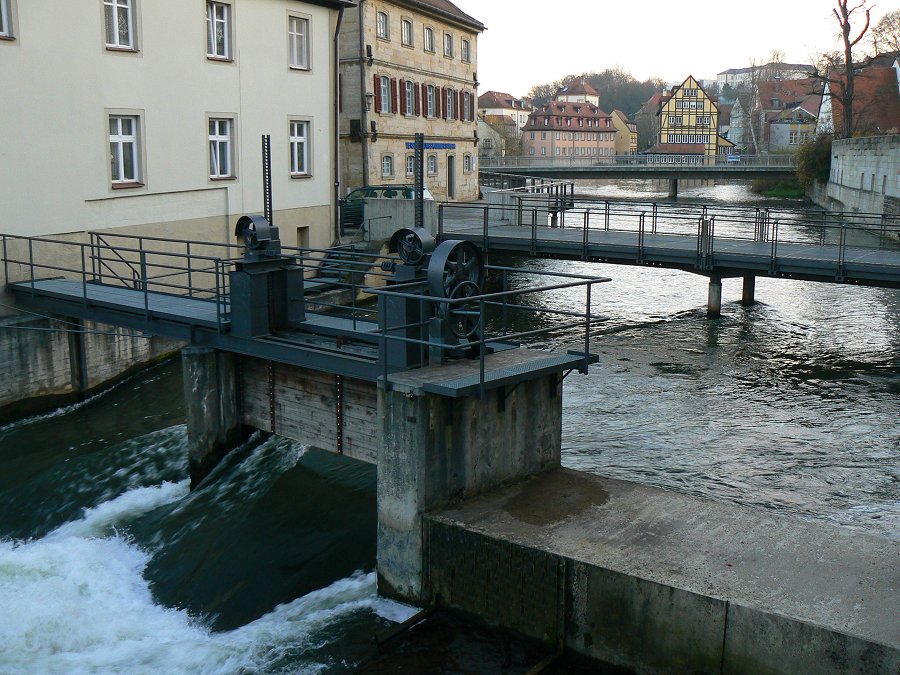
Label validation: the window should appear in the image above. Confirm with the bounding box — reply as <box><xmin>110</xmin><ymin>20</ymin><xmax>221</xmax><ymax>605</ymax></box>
<box><xmin>288</xmin><ymin>16</ymin><xmax>309</xmax><ymax>69</ymax></box>
<box><xmin>427</xmin><ymin>154</ymin><xmax>437</xmax><ymax>175</ymax></box>
<box><xmin>208</xmin><ymin>118</ymin><xmax>234</xmax><ymax>178</ymax></box>
<box><xmin>109</xmin><ymin>115</ymin><xmax>141</xmax><ymax>185</ymax></box>
<box><xmin>424</xmin><ymin>26</ymin><xmax>434</xmax><ymax>52</ymax></box>
<box><xmin>206</xmin><ymin>2</ymin><xmax>231</xmax><ymax>59</ymax></box>
<box><xmin>376</xmin><ymin>11</ymin><xmax>389</xmax><ymax>39</ymax></box>
<box><xmin>669</xmin><ymin>115</ymin><xmax>683</xmax><ymax>126</ymax></box>
<box><xmin>530</xmin><ymin>132</ymin><xmax>535</xmax><ymax>140</ymax></box>
<box><xmin>461</xmin><ymin>38</ymin><xmax>470</xmax><ymax>62</ymax></box>
<box><xmin>541</xmin><ymin>131</ymin><xmax>546</xmax><ymax>140</ymax></box>
<box><xmin>462</xmin><ymin>92</ymin><xmax>471</xmax><ymax>122</ymax></box>
<box><xmin>379</xmin><ymin>76</ymin><xmax>391</xmax><ymax>113</ymax></box>
<box><xmin>529</xmin><ymin>147</ymin><xmax>535</xmax><ymax>156</ymax></box>
<box><xmin>684</xmin><ymin>88</ymin><xmax>698</xmax><ymax>97</ymax></box>
<box><xmin>0</xmin><ymin>0</ymin><xmax>12</xmax><ymax>38</ymax></box>
<box><xmin>404</xmin><ymin>80</ymin><xmax>414</xmax><ymax>115</ymax></box>
<box><xmin>401</xmin><ymin>18</ymin><xmax>412</xmax><ymax>46</ymax></box>
<box><xmin>289</xmin><ymin>120</ymin><xmax>309</xmax><ymax>176</ymax></box>
<box><xmin>464</xmin><ymin>154</ymin><xmax>472</xmax><ymax>172</ymax></box>
<box><xmin>426</xmin><ymin>85</ymin><xmax>435</xmax><ymax>117</ymax></box>
<box><xmin>697</xmin><ymin>116</ymin><xmax>711</xmax><ymax>126</ymax></box>
<box><xmin>406</xmin><ymin>154</ymin><xmax>415</xmax><ymax>176</ymax></box>
<box><xmin>443</xmin><ymin>32</ymin><xmax>453</xmax><ymax>57</ymax></box>
<box><xmin>381</xmin><ymin>154</ymin><xmax>394</xmax><ymax>177</ymax></box>
<box><xmin>104</xmin><ymin>0</ymin><xmax>135</xmax><ymax>49</ymax></box>
<box><xmin>445</xmin><ymin>88</ymin><xmax>455</xmax><ymax>119</ymax></box>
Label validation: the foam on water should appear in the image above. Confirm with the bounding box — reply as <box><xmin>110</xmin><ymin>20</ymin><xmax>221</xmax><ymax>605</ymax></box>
<box><xmin>0</xmin><ymin>477</ymin><xmax>414</xmax><ymax>675</ymax></box>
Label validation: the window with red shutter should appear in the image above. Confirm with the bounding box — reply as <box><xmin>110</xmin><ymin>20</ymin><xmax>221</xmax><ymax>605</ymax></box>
<box><xmin>414</xmin><ymin>82</ymin><xmax>420</xmax><ymax>116</ymax></box>
<box><xmin>399</xmin><ymin>79</ymin><xmax>406</xmax><ymax>114</ymax></box>
<box><xmin>421</xmin><ymin>83</ymin><xmax>427</xmax><ymax>117</ymax></box>
<box><xmin>390</xmin><ymin>78</ymin><xmax>398</xmax><ymax>114</ymax></box>
<box><xmin>374</xmin><ymin>74</ymin><xmax>382</xmax><ymax>113</ymax></box>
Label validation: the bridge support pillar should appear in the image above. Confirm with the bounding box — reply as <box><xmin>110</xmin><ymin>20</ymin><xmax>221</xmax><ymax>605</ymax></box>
<box><xmin>741</xmin><ymin>275</ymin><xmax>756</xmax><ymax>306</ymax></box>
<box><xmin>182</xmin><ymin>347</ymin><xmax>243</xmax><ymax>489</ymax></box>
<box><xmin>376</xmin><ymin>373</ymin><xmax>562</xmax><ymax>604</ymax></box>
<box><xmin>668</xmin><ymin>179</ymin><xmax>678</xmax><ymax>198</ymax></box>
<box><xmin>707</xmin><ymin>276</ymin><xmax>722</xmax><ymax>317</ymax></box>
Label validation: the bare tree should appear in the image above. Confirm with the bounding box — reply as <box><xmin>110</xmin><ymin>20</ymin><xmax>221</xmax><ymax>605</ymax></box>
<box><xmin>870</xmin><ymin>8</ymin><xmax>900</xmax><ymax>53</ymax></box>
<box><xmin>831</xmin><ymin>0</ymin><xmax>872</xmax><ymax>137</ymax></box>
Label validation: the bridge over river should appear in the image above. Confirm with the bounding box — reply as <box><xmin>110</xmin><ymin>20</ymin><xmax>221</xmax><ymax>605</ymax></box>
<box><xmin>439</xmin><ymin>197</ymin><xmax>900</xmax><ymax>315</ymax></box>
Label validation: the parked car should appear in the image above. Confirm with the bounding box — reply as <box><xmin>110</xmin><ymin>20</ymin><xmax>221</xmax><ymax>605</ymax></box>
<box><xmin>340</xmin><ymin>184</ymin><xmax>434</xmax><ymax>228</ymax></box>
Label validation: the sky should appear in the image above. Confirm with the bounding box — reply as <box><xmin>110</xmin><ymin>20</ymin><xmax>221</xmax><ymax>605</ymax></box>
<box><xmin>450</xmin><ymin>0</ymin><xmax>894</xmax><ymax>96</ymax></box>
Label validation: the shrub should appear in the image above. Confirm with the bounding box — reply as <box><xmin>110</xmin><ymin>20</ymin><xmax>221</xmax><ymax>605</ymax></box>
<box><xmin>795</xmin><ymin>134</ymin><xmax>833</xmax><ymax>187</ymax></box>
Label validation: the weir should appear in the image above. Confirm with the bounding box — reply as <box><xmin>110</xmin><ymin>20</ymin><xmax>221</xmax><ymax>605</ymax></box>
<box><xmin>2</xmin><ymin>182</ymin><xmax>898</xmax><ymax>670</ymax></box>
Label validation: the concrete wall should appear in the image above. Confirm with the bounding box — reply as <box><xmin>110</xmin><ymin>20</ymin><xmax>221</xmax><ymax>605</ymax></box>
<box><xmin>0</xmin><ymin>314</ymin><xmax>181</xmax><ymax>422</ymax></box>
<box><xmin>361</xmin><ymin>198</ymin><xmax>437</xmax><ymax>241</ymax></box>
<box><xmin>819</xmin><ymin>135</ymin><xmax>900</xmax><ymax>214</ymax></box>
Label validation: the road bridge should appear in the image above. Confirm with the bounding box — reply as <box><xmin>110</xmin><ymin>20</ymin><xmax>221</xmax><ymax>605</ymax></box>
<box><xmin>479</xmin><ymin>155</ymin><xmax>797</xmax><ymax>196</ymax></box>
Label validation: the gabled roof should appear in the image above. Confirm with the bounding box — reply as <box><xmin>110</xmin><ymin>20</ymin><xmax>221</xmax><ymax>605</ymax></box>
<box><xmin>757</xmin><ymin>78</ymin><xmax>822</xmax><ymax>113</ymax></box>
<box><xmin>539</xmin><ymin>100</ymin><xmax>610</xmax><ymax>117</ymax></box>
<box><xmin>557</xmin><ymin>78</ymin><xmax>600</xmax><ymax>98</ymax></box>
<box><xmin>478</xmin><ymin>91</ymin><xmax>529</xmax><ymax>110</ymax></box>
<box><xmin>829</xmin><ymin>66</ymin><xmax>900</xmax><ymax>134</ymax></box>
<box><xmin>402</xmin><ymin>0</ymin><xmax>485</xmax><ymax>31</ymax></box>
<box><xmin>659</xmin><ymin>75</ymin><xmax>718</xmax><ymax>114</ymax></box>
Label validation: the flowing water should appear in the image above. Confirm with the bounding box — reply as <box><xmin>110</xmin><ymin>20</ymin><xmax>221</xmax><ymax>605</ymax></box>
<box><xmin>1</xmin><ymin>180</ymin><xmax>897</xmax><ymax>672</ymax></box>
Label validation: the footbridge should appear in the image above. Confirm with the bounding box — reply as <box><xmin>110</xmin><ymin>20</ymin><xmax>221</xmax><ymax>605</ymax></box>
<box><xmin>439</xmin><ymin>197</ymin><xmax>900</xmax><ymax>315</ymax></box>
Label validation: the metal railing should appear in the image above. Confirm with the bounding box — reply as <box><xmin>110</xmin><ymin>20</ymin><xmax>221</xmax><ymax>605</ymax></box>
<box><xmin>479</xmin><ymin>154</ymin><xmax>798</xmax><ymax>170</ymax></box>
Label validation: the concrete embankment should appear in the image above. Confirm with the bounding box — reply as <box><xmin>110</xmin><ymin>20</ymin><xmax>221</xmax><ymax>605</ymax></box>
<box><xmin>426</xmin><ymin>469</ymin><xmax>899</xmax><ymax>674</ymax></box>
<box><xmin>0</xmin><ymin>314</ymin><xmax>182</xmax><ymax>422</ymax></box>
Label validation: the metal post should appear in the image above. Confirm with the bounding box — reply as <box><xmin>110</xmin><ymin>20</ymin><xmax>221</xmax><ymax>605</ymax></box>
<box><xmin>604</xmin><ymin>201</ymin><xmax>610</xmax><ymax>231</ymax></box>
<box><xmin>482</xmin><ymin>206</ymin><xmax>489</xmax><ymax>253</ymax></box>
<box><xmin>187</xmin><ymin>242</ymin><xmax>193</xmax><ymax>298</ymax></box>
<box><xmin>583</xmin><ymin>283</ymin><xmax>591</xmax><ymax>372</ymax></box>
<box><xmin>414</xmin><ymin>133</ymin><xmax>424</xmax><ymax>230</ymax></box>
<box><xmin>28</xmin><ymin>238</ymin><xmax>34</xmax><ymax>293</ymax></box>
<box><xmin>81</xmin><ymin>245</ymin><xmax>87</xmax><ymax>305</ymax></box>
<box><xmin>583</xmin><ymin>209</ymin><xmax>589</xmax><ymax>260</ymax></box>
<box><xmin>141</xmin><ymin>250</ymin><xmax>149</xmax><ymax>319</ymax></box>
<box><xmin>652</xmin><ymin>203</ymin><xmax>658</xmax><ymax>234</ymax></box>
<box><xmin>262</xmin><ymin>135</ymin><xmax>273</xmax><ymax>225</ymax></box>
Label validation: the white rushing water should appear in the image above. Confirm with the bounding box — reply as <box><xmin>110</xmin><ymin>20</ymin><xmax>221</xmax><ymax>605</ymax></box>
<box><xmin>0</xmin><ymin>476</ymin><xmax>414</xmax><ymax>675</ymax></box>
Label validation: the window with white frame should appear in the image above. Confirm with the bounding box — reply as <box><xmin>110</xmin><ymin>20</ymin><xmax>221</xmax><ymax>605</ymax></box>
<box><xmin>288</xmin><ymin>16</ymin><xmax>309</xmax><ymax>69</ymax></box>
<box><xmin>379</xmin><ymin>76</ymin><xmax>391</xmax><ymax>113</ymax></box>
<box><xmin>404</xmin><ymin>80</ymin><xmax>414</xmax><ymax>115</ymax></box>
<box><xmin>541</xmin><ymin>147</ymin><xmax>546</xmax><ymax>156</ymax></box>
<box><xmin>104</xmin><ymin>0</ymin><xmax>135</xmax><ymax>49</ymax></box>
<box><xmin>462</xmin><ymin>92</ymin><xmax>471</xmax><ymax>121</ymax></box>
<box><xmin>427</xmin><ymin>154</ymin><xmax>437</xmax><ymax>175</ymax></box>
<box><xmin>697</xmin><ymin>115</ymin><xmax>711</xmax><ymax>126</ymax></box>
<box><xmin>0</xmin><ymin>0</ymin><xmax>12</xmax><ymax>38</ymax></box>
<box><xmin>289</xmin><ymin>120</ymin><xmax>309</xmax><ymax>176</ymax></box>
<box><xmin>424</xmin><ymin>26</ymin><xmax>434</xmax><ymax>52</ymax></box>
<box><xmin>541</xmin><ymin>131</ymin><xmax>546</xmax><ymax>140</ymax></box>
<box><xmin>376</xmin><ymin>11</ymin><xmax>389</xmax><ymax>39</ymax></box>
<box><xmin>530</xmin><ymin>132</ymin><xmax>535</xmax><ymax>140</ymax></box>
<box><xmin>406</xmin><ymin>154</ymin><xmax>415</xmax><ymax>176</ymax></box>
<box><xmin>381</xmin><ymin>154</ymin><xmax>393</xmax><ymax>177</ymax></box>
<box><xmin>445</xmin><ymin>88</ymin><xmax>455</xmax><ymax>119</ymax></box>
<box><xmin>463</xmin><ymin>154</ymin><xmax>471</xmax><ymax>172</ymax></box>
<box><xmin>109</xmin><ymin>115</ymin><xmax>141</xmax><ymax>185</ymax></box>
<box><xmin>443</xmin><ymin>32</ymin><xmax>453</xmax><ymax>57</ymax></box>
<box><xmin>209</xmin><ymin>118</ymin><xmax>234</xmax><ymax>178</ymax></box>
<box><xmin>684</xmin><ymin>88</ymin><xmax>698</xmax><ymax>97</ymax></box>
<box><xmin>426</xmin><ymin>85</ymin><xmax>435</xmax><ymax>117</ymax></box>
<box><xmin>206</xmin><ymin>1</ymin><xmax>231</xmax><ymax>59</ymax></box>
<box><xmin>529</xmin><ymin>147</ymin><xmax>535</xmax><ymax>156</ymax></box>
<box><xmin>461</xmin><ymin>39</ymin><xmax>470</xmax><ymax>62</ymax></box>
<box><xmin>669</xmin><ymin>115</ymin><xmax>683</xmax><ymax>126</ymax></box>
<box><xmin>401</xmin><ymin>18</ymin><xmax>412</xmax><ymax>46</ymax></box>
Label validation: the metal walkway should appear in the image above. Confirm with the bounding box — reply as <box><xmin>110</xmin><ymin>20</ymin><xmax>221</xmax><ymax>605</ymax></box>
<box><xmin>439</xmin><ymin>200</ymin><xmax>900</xmax><ymax>288</ymax></box>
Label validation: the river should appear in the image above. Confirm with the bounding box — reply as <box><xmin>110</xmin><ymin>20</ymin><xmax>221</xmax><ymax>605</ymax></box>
<box><xmin>1</xmin><ymin>180</ymin><xmax>897</xmax><ymax>673</ymax></box>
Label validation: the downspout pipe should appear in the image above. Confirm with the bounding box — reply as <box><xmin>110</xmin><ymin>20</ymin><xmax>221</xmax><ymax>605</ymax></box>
<box><xmin>358</xmin><ymin>0</ymin><xmax>370</xmax><ymax>188</ymax></box>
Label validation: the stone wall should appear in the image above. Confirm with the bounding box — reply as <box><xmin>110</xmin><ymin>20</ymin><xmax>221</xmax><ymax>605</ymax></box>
<box><xmin>815</xmin><ymin>135</ymin><xmax>900</xmax><ymax>215</ymax></box>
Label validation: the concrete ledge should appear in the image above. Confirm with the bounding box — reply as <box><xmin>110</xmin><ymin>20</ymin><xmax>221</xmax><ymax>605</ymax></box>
<box><xmin>426</xmin><ymin>469</ymin><xmax>900</xmax><ymax>674</ymax></box>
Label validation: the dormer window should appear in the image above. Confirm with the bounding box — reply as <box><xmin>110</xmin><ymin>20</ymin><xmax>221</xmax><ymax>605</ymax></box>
<box><xmin>771</xmin><ymin>98</ymin><xmax>781</xmax><ymax>107</ymax></box>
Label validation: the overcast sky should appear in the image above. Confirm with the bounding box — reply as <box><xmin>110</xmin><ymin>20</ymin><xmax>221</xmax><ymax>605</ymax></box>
<box><xmin>450</xmin><ymin>0</ymin><xmax>893</xmax><ymax>96</ymax></box>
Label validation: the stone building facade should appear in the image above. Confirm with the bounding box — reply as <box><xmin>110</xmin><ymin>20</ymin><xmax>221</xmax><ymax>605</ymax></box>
<box><xmin>521</xmin><ymin>101</ymin><xmax>617</xmax><ymax>159</ymax></box>
<box><xmin>339</xmin><ymin>0</ymin><xmax>484</xmax><ymax>202</ymax></box>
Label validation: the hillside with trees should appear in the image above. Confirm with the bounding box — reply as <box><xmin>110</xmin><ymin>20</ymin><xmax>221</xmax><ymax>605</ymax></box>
<box><xmin>527</xmin><ymin>68</ymin><xmax>666</xmax><ymax>115</ymax></box>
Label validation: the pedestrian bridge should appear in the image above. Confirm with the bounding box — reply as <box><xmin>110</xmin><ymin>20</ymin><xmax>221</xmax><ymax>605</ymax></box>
<box><xmin>438</xmin><ymin>198</ymin><xmax>900</xmax><ymax>314</ymax></box>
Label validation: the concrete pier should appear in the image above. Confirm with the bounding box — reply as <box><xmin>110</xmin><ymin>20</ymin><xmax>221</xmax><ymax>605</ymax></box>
<box><xmin>668</xmin><ymin>178</ymin><xmax>678</xmax><ymax>198</ymax></box>
<box><xmin>707</xmin><ymin>276</ymin><xmax>722</xmax><ymax>317</ymax></box>
<box><xmin>426</xmin><ymin>469</ymin><xmax>900</xmax><ymax>674</ymax></box>
<box><xmin>182</xmin><ymin>347</ymin><xmax>243</xmax><ymax>488</ymax></box>
<box><xmin>378</xmin><ymin>349</ymin><xmax>564</xmax><ymax>604</ymax></box>
<box><xmin>741</xmin><ymin>275</ymin><xmax>756</xmax><ymax>306</ymax></box>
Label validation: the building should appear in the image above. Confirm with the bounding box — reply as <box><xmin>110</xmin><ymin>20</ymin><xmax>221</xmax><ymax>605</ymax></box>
<box><xmin>755</xmin><ymin>79</ymin><xmax>823</xmax><ymax>153</ymax></box>
<box><xmin>610</xmin><ymin>110</ymin><xmax>638</xmax><ymax>155</ymax></box>
<box><xmin>477</xmin><ymin>91</ymin><xmax>533</xmax><ymax>135</ymax></box>
<box><xmin>644</xmin><ymin>75</ymin><xmax>732</xmax><ymax>163</ymax></box>
<box><xmin>555</xmin><ymin>78</ymin><xmax>601</xmax><ymax>107</ymax></box>
<box><xmin>817</xmin><ymin>64</ymin><xmax>900</xmax><ymax>136</ymax></box>
<box><xmin>338</xmin><ymin>0</ymin><xmax>484</xmax><ymax>202</ymax></box>
<box><xmin>716</xmin><ymin>62</ymin><xmax>815</xmax><ymax>90</ymax></box>
<box><xmin>521</xmin><ymin>101</ymin><xmax>617</xmax><ymax>159</ymax></box>
<box><xmin>0</xmin><ymin>0</ymin><xmax>350</xmax><ymax>250</ymax></box>
<box><xmin>477</xmin><ymin>114</ymin><xmax>508</xmax><ymax>158</ymax></box>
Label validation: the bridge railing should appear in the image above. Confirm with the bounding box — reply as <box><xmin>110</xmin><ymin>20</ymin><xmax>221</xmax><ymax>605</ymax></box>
<box><xmin>479</xmin><ymin>154</ymin><xmax>797</xmax><ymax>170</ymax></box>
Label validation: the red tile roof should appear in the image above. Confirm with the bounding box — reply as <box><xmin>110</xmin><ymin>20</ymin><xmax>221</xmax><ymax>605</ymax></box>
<box><xmin>829</xmin><ymin>67</ymin><xmax>900</xmax><ymax>134</ymax></box>
<box><xmin>757</xmin><ymin>78</ymin><xmax>823</xmax><ymax>113</ymax></box>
